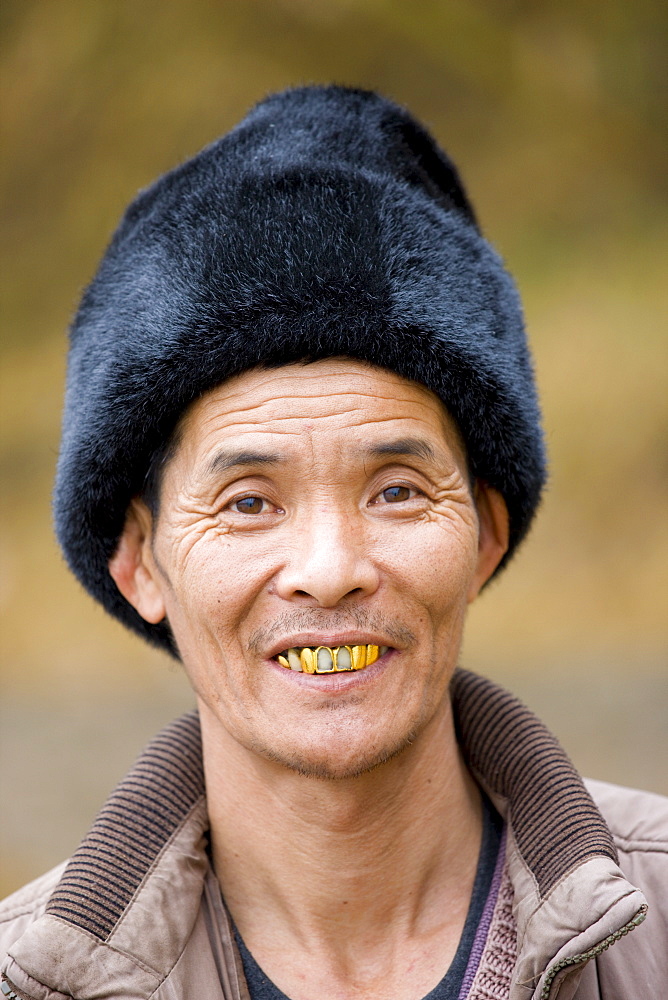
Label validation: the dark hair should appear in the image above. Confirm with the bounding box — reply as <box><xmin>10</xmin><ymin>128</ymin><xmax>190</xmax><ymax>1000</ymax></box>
<box><xmin>140</xmin><ymin>430</ymin><xmax>181</xmax><ymax>520</ymax></box>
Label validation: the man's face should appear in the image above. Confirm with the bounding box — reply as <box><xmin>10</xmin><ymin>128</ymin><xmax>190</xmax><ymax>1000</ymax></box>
<box><xmin>114</xmin><ymin>360</ymin><xmax>507</xmax><ymax>778</ymax></box>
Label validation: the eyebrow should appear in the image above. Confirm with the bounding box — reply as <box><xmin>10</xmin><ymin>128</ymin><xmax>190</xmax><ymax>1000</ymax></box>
<box><xmin>363</xmin><ymin>437</ymin><xmax>436</xmax><ymax>462</ymax></box>
<box><xmin>206</xmin><ymin>449</ymin><xmax>282</xmax><ymax>477</ymax></box>
<box><xmin>204</xmin><ymin>437</ymin><xmax>436</xmax><ymax>479</ymax></box>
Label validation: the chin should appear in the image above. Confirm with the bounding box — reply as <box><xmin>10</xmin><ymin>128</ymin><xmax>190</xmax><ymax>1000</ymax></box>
<box><xmin>250</xmin><ymin>730</ymin><xmax>418</xmax><ymax>781</ymax></box>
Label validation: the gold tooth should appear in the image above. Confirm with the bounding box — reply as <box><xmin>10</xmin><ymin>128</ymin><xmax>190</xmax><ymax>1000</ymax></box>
<box><xmin>285</xmin><ymin>644</ymin><xmax>375</xmax><ymax>673</ymax></box>
<box><xmin>334</xmin><ymin>645</ymin><xmax>353</xmax><ymax>671</ymax></box>
<box><xmin>315</xmin><ymin>646</ymin><xmax>335</xmax><ymax>673</ymax></box>
<box><xmin>351</xmin><ymin>645</ymin><xmax>366</xmax><ymax>670</ymax></box>
<box><xmin>300</xmin><ymin>647</ymin><xmax>316</xmax><ymax>673</ymax></box>
<box><xmin>366</xmin><ymin>644</ymin><xmax>379</xmax><ymax>666</ymax></box>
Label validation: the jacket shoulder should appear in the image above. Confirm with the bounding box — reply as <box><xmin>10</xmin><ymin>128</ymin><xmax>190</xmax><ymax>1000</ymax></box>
<box><xmin>578</xmin><ymin>781</ymin><xmax>668</xmax><ymax>998</ymax></box>
<box><xmin>585</xmin><ymin>778</ymin><xmax>668</xmax><ymax>851</ymax></box>
<box><xmin>0</xmin><ymin>863</ymin><xmax>67</xmax><ymax>958</ymax></box>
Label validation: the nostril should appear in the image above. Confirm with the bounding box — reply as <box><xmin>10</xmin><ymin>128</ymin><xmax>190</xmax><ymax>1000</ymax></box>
<box><xmin>274</xmin><ymin>556</ymin><xmax>380</xmax><ymax>607</ymax></box>
<box><xmin>293</xmin><ymin>586</ymin><xmax>365</xmax><ymax>602</ymax></box>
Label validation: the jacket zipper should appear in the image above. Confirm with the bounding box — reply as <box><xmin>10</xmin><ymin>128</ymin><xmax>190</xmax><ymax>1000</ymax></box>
<box><xmin>539</xmin><ymin>904</ymin><xmax>648</xmax><ymax>999</ymax></box>
<box><xmin>1</xmin><ymin>976</ymin><xmax>36</xmax><ymax>1000</ymax></box>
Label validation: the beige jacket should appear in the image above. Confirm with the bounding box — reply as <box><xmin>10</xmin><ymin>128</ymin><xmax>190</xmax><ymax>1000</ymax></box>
<box><xmin>2</xmin><ymin>671</ymin><xmax>666</xmax><ymax>1000</ymax></box>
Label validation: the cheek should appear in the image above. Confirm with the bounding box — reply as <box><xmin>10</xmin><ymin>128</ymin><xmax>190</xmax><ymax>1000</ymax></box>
<box><xmin>158</xmin><ymin>530</ymin><xmax>284</xmax><ymax>672</ymax></box>
<box><xmin>158</xmin><ymin>538</ymin><xmax>245</xmax><ymax>646</ymax></box>
<box><xmin>386</xmin><ymin>518</ymin><xmax>478</xmax><ymax>612</ymax></box>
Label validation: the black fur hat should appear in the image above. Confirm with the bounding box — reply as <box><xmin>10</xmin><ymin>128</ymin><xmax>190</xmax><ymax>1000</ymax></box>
<box><xmin>54</xmin><ymin>85</ymin><xmax>546</xmax><ymax>655</ymax></box>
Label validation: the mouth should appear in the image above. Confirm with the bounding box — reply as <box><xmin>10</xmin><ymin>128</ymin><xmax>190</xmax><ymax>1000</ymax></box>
<box><xmin>273</xmin><ymin>644</ymin><xmax>390</xmax><ymax>674</ymax></box>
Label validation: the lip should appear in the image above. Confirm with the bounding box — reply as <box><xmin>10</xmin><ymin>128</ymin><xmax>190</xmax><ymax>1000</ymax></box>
<box><xmin>264</xmin><ymin>633</ymin><xmax>398</xmax><ymax>661</ymax></box>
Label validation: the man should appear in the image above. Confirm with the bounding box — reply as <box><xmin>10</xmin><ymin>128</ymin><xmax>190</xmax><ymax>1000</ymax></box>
<box><xmin>1</xmin><ymin>86</ymin><xmax>665</xmax><ymax>1000</ymax></box>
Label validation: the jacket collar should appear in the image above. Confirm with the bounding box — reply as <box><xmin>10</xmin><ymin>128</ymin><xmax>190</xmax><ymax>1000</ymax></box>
<box><xmin>450</xmin><ymin>671</ymin><xmax>646</xmax><ymax>998</ymax></box>
<box><xmin>4</xmin><ymin>670</ymin><xmax>646</xmax><ymax>1000</ymax></box>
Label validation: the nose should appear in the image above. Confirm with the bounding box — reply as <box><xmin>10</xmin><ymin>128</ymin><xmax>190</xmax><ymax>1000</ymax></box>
<box><xmin>273</xmin><ymin>507</ymin><xmax>380</xmax><ymax>607</ymax></box>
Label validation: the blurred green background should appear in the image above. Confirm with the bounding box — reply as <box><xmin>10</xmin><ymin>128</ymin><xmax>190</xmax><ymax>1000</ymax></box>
<box><xmin>1</xmin><ymin>0</ymin><xmax>666</xmax><ymax>896</ymax></box>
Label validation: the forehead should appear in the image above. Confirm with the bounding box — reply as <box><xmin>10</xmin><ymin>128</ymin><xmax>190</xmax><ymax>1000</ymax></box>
<box><xmin>173</xmin><ymin>358</ymin><xmax>467</xmax><ymax>468</ymax></box>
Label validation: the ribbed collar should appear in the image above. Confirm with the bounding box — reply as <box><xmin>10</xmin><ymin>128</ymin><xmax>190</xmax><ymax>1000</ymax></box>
<box><xmin>45</xmin><ymin>669</ymin><xmax>617</xmax><ymax>941</ymax></box>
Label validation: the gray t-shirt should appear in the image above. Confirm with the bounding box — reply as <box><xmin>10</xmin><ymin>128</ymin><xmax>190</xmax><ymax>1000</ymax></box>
<box><xmin>234</xmin><ymin>796</ymin><xmax>503</xmax><ymax>1000</ymax></box>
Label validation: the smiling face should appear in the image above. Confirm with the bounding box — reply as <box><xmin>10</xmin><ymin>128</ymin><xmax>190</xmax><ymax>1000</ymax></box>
<box><xmin>111</xmin><ymin>359</ymin><xmax>508</xmax><ymax>779</ymax></box>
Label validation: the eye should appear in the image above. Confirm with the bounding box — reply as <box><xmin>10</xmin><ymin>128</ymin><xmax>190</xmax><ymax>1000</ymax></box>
<box><xmin>378</xmin><ymin>485</ymin><xmax>414</xmax><ymax>503</ymax></box>
<box><xmin>232</xmin><ymin>496</ymin><xmax>267</xmax><ymax>514</ymax></box>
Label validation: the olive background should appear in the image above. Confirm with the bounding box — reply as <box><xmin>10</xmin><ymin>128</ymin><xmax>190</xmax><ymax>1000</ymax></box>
<box><xmin>1</xmin><ymin>0</ymin><xmax>666</xmax><ymax>897</ymax></box>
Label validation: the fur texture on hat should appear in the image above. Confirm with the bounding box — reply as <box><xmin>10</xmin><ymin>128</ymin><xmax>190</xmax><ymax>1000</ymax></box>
<box><xmin>54</xmin><ymin>85</ymin><xmax>546</xmax><ymax>655</ymax></box>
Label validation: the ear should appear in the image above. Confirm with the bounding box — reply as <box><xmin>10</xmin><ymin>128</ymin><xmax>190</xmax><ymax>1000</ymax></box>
<box><xmin>467</xmin><ymin>482</ymin><xmax>510</xmax><ymax>602</ymax></box>
<box><xmin>108</xmin><ymin>500</ymin><xmax>167</xmax><ymax>624</ymax></box>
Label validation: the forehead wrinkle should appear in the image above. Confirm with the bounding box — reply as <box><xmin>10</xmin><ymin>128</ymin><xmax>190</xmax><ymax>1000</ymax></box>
<box><xmin>196</xmin><ymin>384</ymin><xmax>441</xmax><ymax>421</ymax></box>
<box><xmin>196</xmin><ymin>406</ymin><xmax>441</xmax><ymax>448</ymax></box>
<box><xmin>220</xmin><ymin>363</ymin><xmax>405</xmax><ymax>391</ymax></box>
<box><xmin>195</xmin><ymin>412</ymin><xmax>451</xmax><ymax>471</ymax></box>
<box><xmin>180</xmin><ymin>372</ymin><xmax>461</xmax><ymax>476</ymax></box>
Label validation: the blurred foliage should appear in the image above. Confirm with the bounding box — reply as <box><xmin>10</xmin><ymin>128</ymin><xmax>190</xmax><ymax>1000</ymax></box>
<box><xmin>0</xmin><ymin>0</ymin><xmax>667</xmax><ymax>889</ymax></box>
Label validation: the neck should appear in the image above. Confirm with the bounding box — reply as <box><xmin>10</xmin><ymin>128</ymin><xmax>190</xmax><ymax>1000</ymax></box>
<box><xmin>202</xmin><ymin>695</ymin><xmax>482</xmax><ymax>984</ymax></box>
